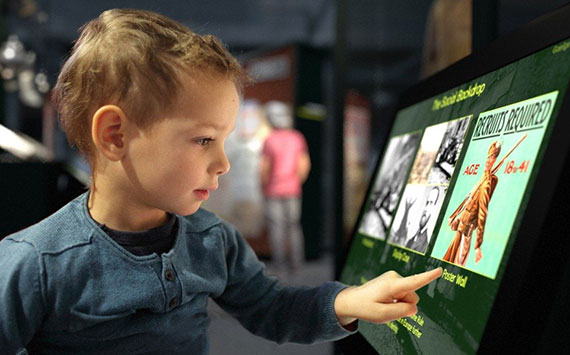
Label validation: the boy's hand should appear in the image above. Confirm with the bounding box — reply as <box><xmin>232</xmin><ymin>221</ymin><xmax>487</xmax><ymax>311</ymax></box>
<box><xmin>334</xmin><ymin>268</ymin><xmax>442</xmax><ymax>326</ymax></box>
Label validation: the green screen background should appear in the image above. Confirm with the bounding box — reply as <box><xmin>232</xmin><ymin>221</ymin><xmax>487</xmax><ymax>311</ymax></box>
<box><xmin>339</xmin><ymin>38</ymin><xmax>570</xmax><ymax>354</ymax></box>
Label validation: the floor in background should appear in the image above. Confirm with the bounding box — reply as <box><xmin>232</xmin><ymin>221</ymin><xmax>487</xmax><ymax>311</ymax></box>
<box><xmin>207</xmin><ymin>252</ymin><xmax>336</xmax><ymax>355</ymax></box>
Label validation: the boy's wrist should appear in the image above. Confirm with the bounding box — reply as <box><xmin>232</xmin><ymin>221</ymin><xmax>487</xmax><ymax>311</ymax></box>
<box><xmin>334</xmin><ymin>285</ymin><xmax>358</xmax><ymax>326</ymax></box>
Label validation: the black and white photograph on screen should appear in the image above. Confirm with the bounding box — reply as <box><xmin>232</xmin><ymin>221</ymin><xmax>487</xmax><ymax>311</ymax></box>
<box><xmin>388</xmin><ymin>185</ymin><xmax>446</xmax><ymax>254</ymax></box>
<box><xmin>429</xmin><ymin>115</ymin><xmax>472</xmax><ymax>184</ymax></box>
<box><xmin>407</xmin><ymin>122</ymin><xmax>449</xmax><ymax>185</ymax></box>
<box><xmin>358</xmin><ymin>132</ymin><xmax>421</xmax><ymax>240</ymax></box>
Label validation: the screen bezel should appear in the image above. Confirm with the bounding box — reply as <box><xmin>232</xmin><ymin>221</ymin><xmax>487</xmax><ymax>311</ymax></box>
<box><xmin>337</xmin><ymin>4</ymin><xmax>570</xmax><ymax>354</ymax></box>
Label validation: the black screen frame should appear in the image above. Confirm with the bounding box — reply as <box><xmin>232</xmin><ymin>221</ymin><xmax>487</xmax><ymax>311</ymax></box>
<box><xmin>337</xmin><ymin>4</ymin><xmax>570</xmax><ymax>354</ymax></box>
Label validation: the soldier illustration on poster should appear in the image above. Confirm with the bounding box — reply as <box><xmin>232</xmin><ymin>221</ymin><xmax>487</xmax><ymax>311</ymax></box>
<box><xmin>443</xmin><ymin>138</ymin><xmax>526</xmax><ymax>265</ymax></box>
<box><xmin>432</xmin><ymin>91</ymin><xmax>558</xmax><ymax>278</ymax></box>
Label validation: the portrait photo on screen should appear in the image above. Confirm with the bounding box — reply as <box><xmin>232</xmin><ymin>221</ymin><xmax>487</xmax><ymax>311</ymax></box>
<box><xmin>358</xmin><ymin>132</ymin><xmax>421</xmax><ymax>240</ymax></box>
<box><xmin>388</xmin><ymin>184</ymin><xmax>447</xmax><ymax>254</ymax></box>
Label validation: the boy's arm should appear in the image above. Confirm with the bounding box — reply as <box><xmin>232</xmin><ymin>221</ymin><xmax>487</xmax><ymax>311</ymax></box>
<box><xmin>214</xmin><ymin>223</ymin><xmax>353</xmax><ymax>344</ymax></box>
<box><xmin>334</xmin><ymin>268</ymin><xmax>442</xmax><ymax>326</ymax></box>
<box><xmin>0</xmin><ymin>239</ymin><xmax>46</xmax><ymax>352</ymax></box>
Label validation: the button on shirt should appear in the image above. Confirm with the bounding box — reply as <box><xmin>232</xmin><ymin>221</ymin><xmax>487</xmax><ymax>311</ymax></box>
<box><xmin>165</xmin><ymin>269</ymin><xmax>175</xmax><ymax>281</ymax></box>
<box><xmin>100</xmin><ymin>214</ymin><xmax>183</xmax><ymax>312</ymax></box>
<box><xmin>0</xmin><ymin>192</ymin><xmax>354</xmax><ymax>354</ymax></box>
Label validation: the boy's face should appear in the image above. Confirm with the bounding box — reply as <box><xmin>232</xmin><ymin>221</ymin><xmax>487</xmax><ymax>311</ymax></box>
<box><xmin>122</xmin><ymin>76</ymin><xmax>239</xmax><ymax>216</ymax></box>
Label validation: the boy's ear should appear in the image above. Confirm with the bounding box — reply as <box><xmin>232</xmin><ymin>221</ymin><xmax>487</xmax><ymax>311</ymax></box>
<box><xmin>91</xmin><ymin>105</ymin><xmax>129</xmax><ymax>161</ymax></box>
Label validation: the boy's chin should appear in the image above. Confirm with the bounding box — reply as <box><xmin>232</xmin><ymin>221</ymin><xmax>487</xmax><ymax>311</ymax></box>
<box><xmin>171</xmin><ymin>202</ymin><xmax>202</xmax><ymax>216</ymax></box>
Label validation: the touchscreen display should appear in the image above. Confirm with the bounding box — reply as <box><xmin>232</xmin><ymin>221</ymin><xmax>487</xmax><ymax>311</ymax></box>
<box><xmin>339</xmin><ymin>37</ymin><xmax>570</xmax><ymax>354</ymax></box>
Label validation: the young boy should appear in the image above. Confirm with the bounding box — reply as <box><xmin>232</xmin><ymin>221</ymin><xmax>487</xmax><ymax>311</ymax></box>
<box><xmin>0</xmin><ymin>9</ymin><xmax>441</xmax><ymax>354</ymax></box>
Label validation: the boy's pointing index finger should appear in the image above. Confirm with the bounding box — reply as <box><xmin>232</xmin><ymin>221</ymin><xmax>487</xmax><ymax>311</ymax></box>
<box><xmin>392</xmin><ymin>267</ymin><xmax>443</xmax><ymax>296</ymax></box>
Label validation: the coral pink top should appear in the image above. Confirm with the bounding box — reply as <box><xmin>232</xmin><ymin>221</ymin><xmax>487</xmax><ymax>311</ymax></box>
<box><xmin>262</xmin><ymin>129</ymin><xmax>308</xmax><ymax>197</ymax></box>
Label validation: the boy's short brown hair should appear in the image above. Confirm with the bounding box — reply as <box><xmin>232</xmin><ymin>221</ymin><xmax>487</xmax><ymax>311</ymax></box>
<box><xmin>53</xmin><ymin>8</ymin><xmax>250</xmax><ymax>170</ymax></box>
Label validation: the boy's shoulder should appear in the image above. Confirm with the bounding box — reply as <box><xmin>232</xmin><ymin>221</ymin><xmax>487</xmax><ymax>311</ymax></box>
<box><xmin>181</xmin><ymin>208</ymin><xmax>246</xmax><ymax>246</ymax></box>
<box><xmin>3</xmin><ymin>194</ymin><xmax>237</xmax><ymax>254</ymax></box>
<box><xmin>4</xmin><ymin>193</ymin><xmax>93</xmax><ymax>254</ymax></box>
<box><xmin>181</xmin><ymin>207</ymin><xmax>227</xmax><ymax>232</ymax></box>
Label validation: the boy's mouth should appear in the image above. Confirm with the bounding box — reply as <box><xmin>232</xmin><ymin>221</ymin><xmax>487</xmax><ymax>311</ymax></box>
<box><xmin>193</xmin><ymin>189</ymin><xmax>209</xmax><ymax>200</ymax></box>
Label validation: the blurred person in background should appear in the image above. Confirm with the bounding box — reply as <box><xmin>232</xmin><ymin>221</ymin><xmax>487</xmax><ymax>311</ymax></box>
<box><xmin>260</xmin><ymin>101</ymin><xmax>311</xmax><ymax>275</ymax></box>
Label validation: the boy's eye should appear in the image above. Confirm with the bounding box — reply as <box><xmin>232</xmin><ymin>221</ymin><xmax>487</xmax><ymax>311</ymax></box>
<box><xmin>195</xmin><ymin>137</ymin><xmax>214</xmax><ymax>146</ymax></box>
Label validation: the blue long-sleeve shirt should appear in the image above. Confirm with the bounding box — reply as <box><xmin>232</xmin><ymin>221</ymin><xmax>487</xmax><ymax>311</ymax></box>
<box><xmin>0</xmin><ymin>192</ymin><xmax>353</xmax><ymax>354</ymax></box>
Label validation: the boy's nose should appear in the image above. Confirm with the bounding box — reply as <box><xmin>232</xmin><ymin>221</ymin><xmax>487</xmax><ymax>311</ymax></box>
<box><xmin>211</xmin><ymin>150</ymin><xmax>230</xmax><ymax>176</ymax></box>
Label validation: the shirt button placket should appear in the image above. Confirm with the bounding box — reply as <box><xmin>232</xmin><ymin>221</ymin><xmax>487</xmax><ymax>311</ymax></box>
<box><xmin>162</xmin><ymin>257</ymin><xmax>180</xmax><ymax>311</ymax></box>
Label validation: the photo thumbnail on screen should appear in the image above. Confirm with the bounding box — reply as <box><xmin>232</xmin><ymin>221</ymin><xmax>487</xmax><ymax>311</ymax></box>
<box><xmin>388</xmin><ymin>116</ymin><xmax>471</xmax><ymax>254</ymax></box>
<box><xmin>358</xmin><ymin>132</ymin><xmax>421</xmax><ymax>240</ymax></box>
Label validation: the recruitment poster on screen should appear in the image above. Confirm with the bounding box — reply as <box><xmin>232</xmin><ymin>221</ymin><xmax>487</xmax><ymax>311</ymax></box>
<box><xmin>340</xmin><ymin>37</ymin><xmax>570</xmax><ymax>354</ymax></box>
<box><xmin>432</xmin><ymin>91</ymin><xmax>557</xmax><ymax>278</ymax></box>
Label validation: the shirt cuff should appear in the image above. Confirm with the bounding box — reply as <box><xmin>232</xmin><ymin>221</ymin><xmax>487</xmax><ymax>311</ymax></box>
<box><xmin>323</xmin><ymin>281</ymin><xmax>359</xmax><ymax>340</ymax></box>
